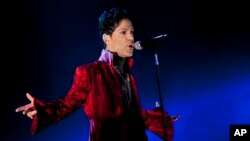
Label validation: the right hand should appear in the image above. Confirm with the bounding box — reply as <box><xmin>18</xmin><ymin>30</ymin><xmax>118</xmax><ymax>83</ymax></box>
<box><xmin>15</xmin><ymin>93</ymin><xmax>37</xmax><ymax>119</ymax></box>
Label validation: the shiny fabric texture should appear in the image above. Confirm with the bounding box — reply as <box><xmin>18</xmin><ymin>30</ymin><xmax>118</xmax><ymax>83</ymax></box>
<box><xmin>31</xmin><ymin>49</ymin><xmax>174</xmax><ymax>141</ymax></box>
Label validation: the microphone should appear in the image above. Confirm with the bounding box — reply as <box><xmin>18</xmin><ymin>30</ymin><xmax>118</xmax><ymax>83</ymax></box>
<box><xmin>134</xmin><ymin>34</ymin><xmax>167</xmax><ymax>50</ymax></box>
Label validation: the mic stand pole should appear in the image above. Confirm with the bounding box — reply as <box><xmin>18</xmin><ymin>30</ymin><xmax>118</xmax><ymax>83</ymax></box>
<box><xmin>152</xmin><ymin>46</ymin><xmax>168</xmax><ymax>141</ymax></box>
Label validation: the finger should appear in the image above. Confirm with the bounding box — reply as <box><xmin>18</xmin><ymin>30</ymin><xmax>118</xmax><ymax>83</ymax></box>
<box><xmin>26</xmin><ymin>93</ymin><xmax>34</xmax><ymax>102</ymax></box>
<box><xmin>27</xmin><ymin>110</ymin><xmax>37</xmax><ymax>119</ymax></box>
<box><xmin>15</xmin><ymin>105</ymin><xmax>27</xmax><ymax>112</ymax></box>
<box><xmin>22</xmin><ymin>107</ymin><xmax>33</xmax><ymax>115</ymax></box>
<box><xmin>15</xmin><ymin>103</ymin><xmax>33</xmax><ymax>112</ymax></box>
<box><xmin>155</xmin><ymin>101</ymin><xmax>160</xmax><ymax>108</ymax></box>
<box><xmin>172</xmin><ymin>115</ymin><xmax>181</xmax><ymax>122</ymax></box>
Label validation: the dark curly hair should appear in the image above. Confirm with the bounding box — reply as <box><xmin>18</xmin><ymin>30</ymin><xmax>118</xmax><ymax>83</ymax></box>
<box><xmin>98</xmin><ymin>7</ymin><xmax>132</xmax><ymax>36</ymax></box>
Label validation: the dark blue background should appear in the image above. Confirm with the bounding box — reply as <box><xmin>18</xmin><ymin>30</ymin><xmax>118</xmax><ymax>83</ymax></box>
<box><xmin>4</xmin><ymin>0</ymin><xmax>249</xmax><ymax>141</ymax></box>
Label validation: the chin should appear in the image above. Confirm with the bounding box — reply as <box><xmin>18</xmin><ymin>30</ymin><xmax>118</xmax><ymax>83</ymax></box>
<box><xmin>126</xmin><ymin>53</ymin><xmax>133</xmax><ymax>57</ymax></box>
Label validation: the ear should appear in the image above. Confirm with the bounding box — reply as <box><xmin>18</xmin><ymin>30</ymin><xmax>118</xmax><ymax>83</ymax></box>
<box><xmin>102</xmin><ymin>34</ymin><xmax>110</xmax><ymax>44</ymax></box>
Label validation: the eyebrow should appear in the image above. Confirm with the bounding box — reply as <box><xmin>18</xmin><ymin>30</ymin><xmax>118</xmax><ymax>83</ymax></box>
<box><xmin>116</xmin><ymin>27</ymin><xmax>134</xmax><ymax>31</ymax></box>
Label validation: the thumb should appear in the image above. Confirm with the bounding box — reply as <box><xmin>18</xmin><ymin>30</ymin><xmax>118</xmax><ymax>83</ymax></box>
<box><xmin>154</xmin><ymin>101</ymin><xmax>162</xmax><ymax>111</ymax></box>
<box><xmin>155</xmin><ymin>101</ymin><xmax>160</xmax><ymax>108</ymax></box>
<box><xmin>26</xmin><ymin>93</ymin><xmax>34</xmax><ymax>102</ymax></box>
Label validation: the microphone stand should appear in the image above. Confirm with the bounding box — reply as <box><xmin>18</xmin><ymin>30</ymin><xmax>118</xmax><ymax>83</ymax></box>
<box><xmin>152</xmin><ymin>46</ymin><xmax>168</xmax><ymax>141</ymax></box>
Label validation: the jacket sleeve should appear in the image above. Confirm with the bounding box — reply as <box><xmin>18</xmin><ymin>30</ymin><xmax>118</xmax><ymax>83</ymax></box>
<box><xmin>143</xmin><ymin>108</ymin><xmax>174</xmax><ymax>141</ymax></box>
<box><xmin>31</xmin><ymin>66</ymin><xmax>91</xmax><ymax>134</ymax></box>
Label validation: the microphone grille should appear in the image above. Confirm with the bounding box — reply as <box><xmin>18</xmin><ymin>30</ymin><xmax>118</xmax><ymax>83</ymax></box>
<box><xmin>134</xmin><ymin>41</ymin><xmax>143</xmax><ymax>50</ymax></box>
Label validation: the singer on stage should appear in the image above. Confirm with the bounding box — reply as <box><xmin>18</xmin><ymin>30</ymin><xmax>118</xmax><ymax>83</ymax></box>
<box><xmin>15</xmin><ymin>7</ymin><xmax>179</xmax><ymax>141</ymax></box>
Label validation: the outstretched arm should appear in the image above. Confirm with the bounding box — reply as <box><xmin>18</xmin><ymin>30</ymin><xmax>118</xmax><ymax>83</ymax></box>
<box><xmin>15</xmin><ymin>66</ymin><xmax>91</xmax><ymax>134</ymax></box>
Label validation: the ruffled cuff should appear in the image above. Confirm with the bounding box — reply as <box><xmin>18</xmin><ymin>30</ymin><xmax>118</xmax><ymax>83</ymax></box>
<box><xmin>143</xmin><ymin>108</ymin><xmax>174</xmax><ymax>141</ymax></box>
<box><xmin>31</xmin><ymin>98</ymin><xmax>46</xmax><ymax>135</ymax></box>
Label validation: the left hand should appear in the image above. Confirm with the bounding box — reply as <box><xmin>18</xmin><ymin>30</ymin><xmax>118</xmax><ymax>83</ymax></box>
<box><xmin>155</xmin><ymin>101</ymin><xmax>180</xmax><ymax>122</ymax></box>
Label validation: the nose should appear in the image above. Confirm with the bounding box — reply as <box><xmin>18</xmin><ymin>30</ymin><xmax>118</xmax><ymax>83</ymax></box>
<box><xmin>128</xmin><ymin>33</ymin><xmax>134</xmax><ymax>42</ymax></box>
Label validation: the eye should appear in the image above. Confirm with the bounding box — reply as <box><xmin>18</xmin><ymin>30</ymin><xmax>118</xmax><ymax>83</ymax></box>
<box><xmin>130</xmin><ymin>31</ymin><xmax>134</xmax><ymax>35</ymax></box>
<box><xmin>120</xmin><ymin>31</ymin><xmax>126</xmax><ymax>35</ymax></box>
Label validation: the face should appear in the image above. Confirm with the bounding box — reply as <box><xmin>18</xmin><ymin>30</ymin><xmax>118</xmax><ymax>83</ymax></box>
<box><xmin>103</xmin><ymin>19</ymin><xmax>134</xmax><ymax>58</ymax></box>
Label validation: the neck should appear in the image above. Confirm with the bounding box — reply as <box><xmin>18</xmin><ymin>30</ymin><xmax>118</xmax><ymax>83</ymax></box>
<box><xmin>105</xmin><ymin>49</ymin><xmax>126</xmax><ymax>66</ymax></box>
<box><xmin>114</xmin><ymin>55</ymin><xmax>125</xmax><ymax>68</ymax></box>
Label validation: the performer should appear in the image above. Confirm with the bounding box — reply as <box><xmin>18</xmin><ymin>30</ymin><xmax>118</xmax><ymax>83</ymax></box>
<box><xmin>15</xmin><ymin>7</ymin><xmax>179</xmax><ymax>141</ymax></box>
